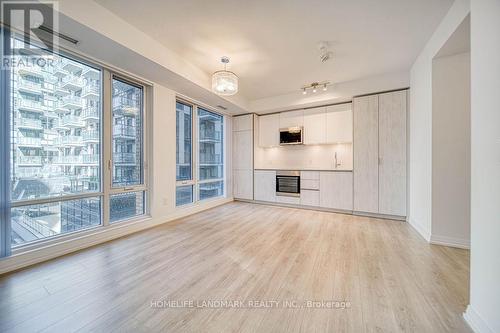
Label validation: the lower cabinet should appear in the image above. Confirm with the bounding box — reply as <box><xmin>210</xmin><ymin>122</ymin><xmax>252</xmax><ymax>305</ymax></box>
<box><xmin>319</xmin><ymin>172</ymin><xmax>353</xmax><ymax>211</ymax></box>
<box><xmin>300</xmin><ymin>190</ymin><xmax>320</xmax><ymax>206</ymax></box>
<box><xmin>254</xmin><ymin>170</ymin><xmax>276</xmax><ymax>202</ymax></box>
<box><xmin>276</xmin><ymin>195</ymin><xmax>300</xmax><ymax>205</ymax></box>
<box><xmin>233</xmin><ymin>169</ymin><xmax>253</xmax><ymax>200</ymax></box>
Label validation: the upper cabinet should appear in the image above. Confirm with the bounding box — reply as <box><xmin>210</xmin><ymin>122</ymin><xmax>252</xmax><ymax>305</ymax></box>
<box><xmin>303</xmin><ymin>107</ymin><xmax>327</xmax><ymax>145</ymax></box>
<box><xmin>326</xmin><ymin>104</ymin><xmax>353</xmax><ymax>143</ymax></box>
<box><xmin>233</xmin><ymin>114</ymin><xmax>253</xmax><ymax>131</ymax></box>
<box><xmin>258</xmin><ymin>114</ymin><xmax>280</xmax><ymax>147</ymax></box>
<box><xmin>279</xmin><ymin>110</ymin><xmax>304</xmax><ymax>128</ymax></box>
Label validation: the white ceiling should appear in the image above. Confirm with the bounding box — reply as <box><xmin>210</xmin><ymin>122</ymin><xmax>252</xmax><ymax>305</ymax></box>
<box><xmin>95</xmin><ymin>0</ymin><xmax>453</xmax><ymax>101</ymax></box>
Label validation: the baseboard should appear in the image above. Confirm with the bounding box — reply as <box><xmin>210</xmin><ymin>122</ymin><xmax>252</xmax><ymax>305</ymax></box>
<box><xmin>0</xmin><ymin>197</ymin><xmax>233</xmax><ymax>275</ymax></box>
<box><xmin>408</xmin><ymin>217</ymin><xmax>431</xmax><ymax>241</ymax></box>
<box><xmin>430</xmin><ymin>234</ymin><xmax>470</xmax><ymax>249</ymax></box>
<box><xmin>464</xmin><ymin>305</ymin><xmax>495</xmax><ymax>333</ymax></box>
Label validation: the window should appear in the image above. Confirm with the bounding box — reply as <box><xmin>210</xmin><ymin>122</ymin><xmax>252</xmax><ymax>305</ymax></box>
<box><xmin>198</xmin><ymin>109</ymin><xmax>224</xmax><ymax>200</ymax></box>
<box><xmin>3</xmin><ymin>33</ymin><xmax>149</xmax><ymax>251</ymax></box>
<box><xmin>175</xmin><ymin>101</ymin><xmax>225</xmax><ymax>206</ymax></box>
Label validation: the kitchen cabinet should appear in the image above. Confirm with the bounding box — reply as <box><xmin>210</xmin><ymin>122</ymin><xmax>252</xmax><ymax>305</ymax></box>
<box><xmin>378</xmin><ymin>90</ymin><xmax>407</xmax><ymax>216</ymax></box>
<box><xmin>300</xmin><ymin>190</ymin><xmax>320</xmax><ymax>206</ymax></box>
<box><xmin>258</xmin><ymin>114</ymin><xmax>279</xmax><ymax>147</ymax></box>
<box><xmin>353</xmin><ymin>90</ymin><xmax>407</xmax><ymax>216</ymax></box>
<box><xmin>353</xmin><ymin>95</ymin><xmax>379</xmax><ymax>213</ymax></box>
<box><xmin>319</xmin><ymin>171</ymin><xmax>353</xmax><ymax>210</ymax></box>
<box><xmin>303</xmin><ymin>107</ymin><xmax>327</xmax><ymax>145</ymax></box>
<box><xmin>254</xmin><ymin>170</ymin><xmax>276</xmax><ymax>202</ymax></box>
<box><xmin>232</xmin><ymin>114</ymin><xmax>253</xmax><ymax>200</ymax></box>
<box><xmin>276</xmin><ymin>195</ymin><xmax>300</xmax><ymax>205</ymax></box>
<box><xmin>279</xmin><ymin>110</ymin><xmax>304</xmax><ymax>128</ymax></box>
<box><xmin>326</xmin><ymin>103</ymin><xmax>353</xmax><ymax>143</ymax></box>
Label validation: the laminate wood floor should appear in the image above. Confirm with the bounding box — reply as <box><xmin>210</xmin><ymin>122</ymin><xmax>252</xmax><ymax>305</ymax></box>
<box><xmin>0</xmin><ymin>202</ymin><xmax>470</xmax><ymax>332</ymax></box>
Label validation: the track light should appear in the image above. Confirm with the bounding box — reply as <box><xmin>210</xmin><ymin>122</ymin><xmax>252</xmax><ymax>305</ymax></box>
<box><xmin>300</xmin><ymin>81</ymin><xmax>330</xmax><ymax>95</ymax></box>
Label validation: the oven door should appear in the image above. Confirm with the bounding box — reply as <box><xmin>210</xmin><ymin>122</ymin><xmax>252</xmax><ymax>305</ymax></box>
<box><xmin>276</xmin><ymin>172</ymin><xmax>300</xmax><ymax>197</ymax></box>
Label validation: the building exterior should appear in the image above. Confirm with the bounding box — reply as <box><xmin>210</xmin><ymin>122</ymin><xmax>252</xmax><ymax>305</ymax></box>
<box><xmin>9</xmin><ymin>40</ymin><xmax>142</xmax><ymax>246</ymax></box>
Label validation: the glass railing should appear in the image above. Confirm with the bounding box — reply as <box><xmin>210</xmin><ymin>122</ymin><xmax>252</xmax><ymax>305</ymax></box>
<box><xmin>114</xmin><ymin>152</ymin><xmax>136</xmax><ymax>164</ymax></box>
<box><xmin>61</xmin><ymin>115</ymin><xmax>85</xmax><ymax>127</ymax></box>
<box><xmin>16</xmin><ymin>137</ymin><xmax>42</xmax><ymax>146</ymax></box>
<box><xmin>62</xmin><ymin>95</ymin><xmax>83</xmax><ymax>106</ymax></box>
<box><xmin>83</xmin><ymin>130</ymin><xmax>99</xmax><ymax>141</ymax></box>
<box><xmin>17</xmin><ymin>79</ymin><xmax>42</xmax><ymax>90</ymax></box>
<box><xmin>54</xmin><ymin>136</ymin><xmax>83</xmax><ymax>145</ymax></box>
<box><xmin>16</xmin><ymin>99</ymin><xmax>45</xmax><ymax>111</ymax></box>
<box><xmin>17</xmin><ymin>155</ymin><xmax>43</xmax><ymax>165</ymax></box>
<box><xmin>113</xmin><ymin>125</ymin><xmax>136</xmax><ymax>137</ymax></box>
<box><xmin>81</xmin><ymin>106</ymin><xmax>99</xmax><ymax>119</ymax></box>
<box><xmin>82</xmin><ymin>85</ymin><xmax>99</xmax><ymax>96</ymax></box>
<box><xmin>15</xmin><ymin>117</ymin><xmax>42</xmax><ymax>128</ymax></box>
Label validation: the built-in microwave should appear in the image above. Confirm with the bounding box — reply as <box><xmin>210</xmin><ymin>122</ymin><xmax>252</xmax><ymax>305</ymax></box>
<box><xmin>279</xmin><ymin>127</ymin><xmax>303</xmax><ymax>145</ymax></box>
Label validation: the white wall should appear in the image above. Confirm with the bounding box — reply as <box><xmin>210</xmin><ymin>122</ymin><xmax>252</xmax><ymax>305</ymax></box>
<box><xmin>408</xmin><ymin>0</ymin><xmax>470</xmax><ymax>240</ymax></box>
<box><xmin>250</xmin><ymin>71</ymin><xmax>409</xmax><ymax>114</ymax></box>
<box><xmin>465</xmin><ymin>0</ymin><xmax>500</xmax><ymax>332</ymax></box>
<box><xmin>431</xmin><ymin>52</ymin><xmax>470</xmax><ymax>248</ymax></box>
<box><xmin>255</xmin><ymin>143</ymin><xmax>353</xmax><ymax>171</ymax></box>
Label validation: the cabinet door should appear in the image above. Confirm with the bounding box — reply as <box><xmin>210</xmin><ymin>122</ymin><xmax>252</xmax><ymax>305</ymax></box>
<box><xmin>300</xmin><ymin>190</ymin><xmax>320</xmax><ymax>206</ymax></box>
<box><xmin>233</xmin><ymin>130</ymin><xmax>253</xmax><ymax>170</ymax></box>
<box><xmin>353</xmin><ymin>95</ymin><xmax>379</xmax><ymax>213</ymax></box>
<box><xmin>254</xmin><ymin>170</ymin><xmax>276</xmax><ymax>202</ymax></box>
<box><xmin>234</xmin><ymin>169</ymin><xmax>253</xmax><ymax>200</ymax></box>
<box><xmin>233</xmin><ymin>114</ymin><xmax>253</xmax><ymax>131</ymax></box>
<box><xmin>326</xmin><ymin>103</ymin><xmax>353</xmax><ymax>143</ymax></box>
<box><xmin>258</xmin><ymin>114</ymin><xmax>279</xmax><ymax>147</ymax></box>
<box><xmin>319</xmin><ymin>172</ymin><xmax>353</xmax><ymax>210</ymax></box>
<box><xmin>303</xmin><ymin>107</ymin><xmax>326</xmax><ymax>144</ymax></box>
<box><xmin>279</xmin><ymin>110</ymin><xmax>304</xmax><ymax>128</ymax></box>
<box><xmin>379</xmin><ymin>90</ymin><xmax>407</xmax><ymax>216</ymax></box>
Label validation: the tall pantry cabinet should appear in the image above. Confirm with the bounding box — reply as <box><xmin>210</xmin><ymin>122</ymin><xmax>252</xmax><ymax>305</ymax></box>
<box><xmin>353</xmin><ymin>90</ymin><xmax>407</xmax><ymax>217</ymax></box>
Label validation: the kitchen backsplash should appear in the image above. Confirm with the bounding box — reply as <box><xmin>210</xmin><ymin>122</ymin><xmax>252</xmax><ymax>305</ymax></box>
<box><xmin>254</xmin><ymin>143</ymin><xmax>353</xmax><ymax>170</ymax></box>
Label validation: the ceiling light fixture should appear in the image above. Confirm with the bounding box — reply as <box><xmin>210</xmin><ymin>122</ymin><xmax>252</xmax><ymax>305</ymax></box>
<box><xmin>301</xmin><ymin>81</ymin><xmax>331</xmax><ymax>95</ymax></box>
<box><xmin>212</xmin><ymin>56</ymin><xmax>238</xmax><ymax>96</ymax></box>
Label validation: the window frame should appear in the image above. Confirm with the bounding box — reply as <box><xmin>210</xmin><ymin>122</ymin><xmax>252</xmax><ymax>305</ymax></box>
<box><xmin>5</xmin><ymin>33</ymin><xmax>151</xmax><ymax>251</ymax></box>
<box><xmin>175</xmin><ymin>99</ymin><xmax>226</xmax><ymax>206</ymax></box>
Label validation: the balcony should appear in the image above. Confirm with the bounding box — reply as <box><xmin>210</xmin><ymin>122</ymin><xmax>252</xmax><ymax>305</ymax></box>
<box><xmin>199</xmin><ymin>131</ymin><xmax>222</xmax><ymax>143</ymax></box>
<box><xmin>82</xmin><ymin>154</ymin><xmax>99</xmax><ymax>164</ymax></box>
<box><xmin>17</xmin><ymin>79</ymin><xmax>43</xmax><ymax>94</ymax></box>
<box><xmin>17</xmin><ymin>155</ymin><xmax>43</xmax><ymax>166</ymax></box>
<box><xmin>54</xmin><ymin>136</ymin><xmax>84</xmax><ymax>147</ymax></box>
<box><xmin>81</xmin><ymin>85</ymin><xmax>100</xmax><ymax>100</ymax></box>
<box><xmin>17</xmin><ymin>65</ymin><xmax>44</xmax><ymax>77</ymax></box>
<box><xmin>15</xmin><ymin>118</ymin><xmax>43</xmax><ymax>130</ymax></box>
<box><xmin>54</xmin><ymin>82</ymin><xmax>70</xmax><ymax>96</ymax></box>
<box><xmin>16</xmin><ymin>99</ymin><xmax>45</xmax><ymax>113</ymax></box>
<box><xmin>61</xmin><ymin>75</ymin><xmax>85</xmax><ymax>91</ymax></box>
<box><xmin>81</xmin><ymin>106</ymin><xmax>100</xmax><ymax>121</ymax></box>
<box><xmin>199</xmin><ymin>154</ymin><xmax>222</xmax><ymax>165</ymax></box>
<box><xmin>62</xmin><ymin>95</ymin><xmax>83</xmax><ymax>109</ymax></box>
<box><xmin>16</xmin><ymin>137</ymin><xmax>42</xmax><ymax>147</ymax></box>
<box><xmin>53</xmin><ymin>155</ymin><xmax>82</xmax><ymax>164</ymax></box>
<box><xmin>113</xmin><ymin>125</ymin><xmax>136</xmax><ymax>138</ymax></box>
<box><xmin>114</xmin><ymin>152</ymin><xmax>136</xmax><ymax>164</ymax></box>
<box><xmin>15</xmin><ymin>167</ymin><xmax>42</xmax><ymax>178</ymax></box>
<box><xmin>82</xmin><ymin>67</ymin><xmax>100</xmax><ymax>79</ymax></box>
<box><xmin>61</xmin><ymin>115</ymin><xmax>85</xmax><ymax>128</ymax></box>
<box><xmin>113</xmin><ymin>96</ymin><xmax>140</xmax><ymax>115</ymax></box>
<box><xmin>83</xmin><ymin>130</ymin><xmax>100</xmax><ymax>142</ymax></box>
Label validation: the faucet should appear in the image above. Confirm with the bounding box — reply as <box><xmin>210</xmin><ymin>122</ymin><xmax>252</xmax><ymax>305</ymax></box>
<box><xmin>334</xmin><ymin>152</ymin><xmax>341</xmax><ymax>169</ymax></box>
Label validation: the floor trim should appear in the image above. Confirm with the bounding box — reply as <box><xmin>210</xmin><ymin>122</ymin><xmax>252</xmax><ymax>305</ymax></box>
<box><xmin>430</xmin><ymin>234</ymin><xmax>470</xmax><ymax>249</ymax></box>
<box><xmin>464</xmin><ymin>305</ymin><xmax>495</xmax><ymax>333</ymax></box>
<box><xmin>408</xmin><ymin>217</ymin><xmax>431</xmax><ymax>242</ymax></box>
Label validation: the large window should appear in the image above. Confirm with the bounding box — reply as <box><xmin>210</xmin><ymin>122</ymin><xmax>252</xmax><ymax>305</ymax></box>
<box><xmin>198</xmin><ymin>109</ymin><xmax>224</xmax><ymax>200</ymax></box>
<box><xmin>5</xmin><ymin>35</ymin><xmax>148</xmax><ymax>250</ymax></box>
<box><xmin>175</xmin><ymin>102</ymin><xmax>225</xmax><ymax>206</ymax></box>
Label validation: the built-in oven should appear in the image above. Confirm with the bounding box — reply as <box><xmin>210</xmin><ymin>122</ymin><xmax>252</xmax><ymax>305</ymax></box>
<box><xmin>276</xmin><ymin>171</ymin><xmax>300</xmax><ymax>197</ymax></box>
